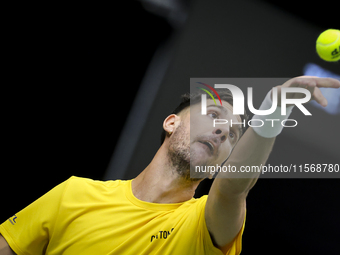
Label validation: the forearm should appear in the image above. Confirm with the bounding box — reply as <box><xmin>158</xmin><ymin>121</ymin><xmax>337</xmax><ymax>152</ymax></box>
<box><xmin>214</xmin><ymin>127</ymin><xmax>275</xmax><ymax>195</ymax></box>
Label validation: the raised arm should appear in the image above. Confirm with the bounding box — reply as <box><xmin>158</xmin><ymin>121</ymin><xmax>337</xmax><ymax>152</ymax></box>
<box><xmin>205</xmin><ymin>76</ymin><xmax>340</xmax><ymax>253</ymax></box>
<box><xmin>205</xmin><ymin>126</ymin><xmax>274</xmax><ymax>253</ymax></box>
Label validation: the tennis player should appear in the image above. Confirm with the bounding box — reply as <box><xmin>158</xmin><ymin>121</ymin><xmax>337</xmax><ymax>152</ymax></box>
<box><xmin>1</xmin><ymin>76</ymin><xmax>339</xmax><ymax>255</ymax></box>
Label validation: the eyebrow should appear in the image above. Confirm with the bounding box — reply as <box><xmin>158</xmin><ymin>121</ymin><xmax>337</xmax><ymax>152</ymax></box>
<box><xmin>207</xmin><ymin>104</ymin><xmax>229</xmax><ymax>114</ymax></box>
<box><xmin>206</xmin><ymin>104</ymin><xmax>242</xmax><ymax>138</ymax></box>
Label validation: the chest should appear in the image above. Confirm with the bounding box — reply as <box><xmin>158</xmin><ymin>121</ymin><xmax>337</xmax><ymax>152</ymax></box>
<box><xmin>46</xmin><ymin>204</ymin><xmax>183</xmax><ymax>254</ymax></box>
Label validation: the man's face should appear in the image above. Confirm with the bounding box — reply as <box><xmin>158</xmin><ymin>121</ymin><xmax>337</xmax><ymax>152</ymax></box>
<box><xmin>190</xmin><ymin>99</ymin><xmax>242</xmax><ymax>171</ymax></box>
<box><xmin>168</xmin><ymin>99</ymin><xmax>242</xmax><ymax>179</ymax></box>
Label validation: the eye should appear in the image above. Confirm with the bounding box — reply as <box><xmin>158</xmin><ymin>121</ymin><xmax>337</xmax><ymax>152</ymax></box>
<box><xmin>207</xmin><ymin>111</ymin><xmax>219</xmax><ymax>119</ymax></box>
<box><xmin>229</xmin><ymin>132</ymin><xmax>236</xmax><ymax>140</ymax></box>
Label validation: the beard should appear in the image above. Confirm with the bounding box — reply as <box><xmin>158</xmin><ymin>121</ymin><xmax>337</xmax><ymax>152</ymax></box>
<box><xmin>167</xmin><ymin>122</ymin><xmax>208</xmax><ymax>181</ymax></box>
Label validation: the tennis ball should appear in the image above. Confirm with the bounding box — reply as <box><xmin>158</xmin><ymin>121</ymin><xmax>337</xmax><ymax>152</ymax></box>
<box><xmin>316</xmin><ymin>29</ymin><xmax>340</xmax><ymax>62</ymax></box>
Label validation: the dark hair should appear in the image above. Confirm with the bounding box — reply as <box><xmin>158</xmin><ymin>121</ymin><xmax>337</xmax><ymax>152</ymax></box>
<box><xmin>160</xmin><ymin>89</ymin><xmax>249</xmax><ymax>144</ymax></box>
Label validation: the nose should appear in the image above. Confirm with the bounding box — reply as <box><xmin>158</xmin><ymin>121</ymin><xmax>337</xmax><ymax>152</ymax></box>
<box><xmin>213</xmin><ymin>126</ymin><xmax>229</xmax><ymax>143</ymax></box>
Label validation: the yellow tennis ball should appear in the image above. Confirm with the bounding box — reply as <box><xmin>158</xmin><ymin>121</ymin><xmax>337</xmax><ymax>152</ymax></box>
<box><xmin>316</xmin><ymin>29</ymin><xmax>340</xmax><ymax>62</ymax></box>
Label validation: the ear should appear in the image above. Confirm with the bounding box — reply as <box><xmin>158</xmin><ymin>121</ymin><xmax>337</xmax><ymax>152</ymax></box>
<box><xmin>163</xmin><ymin>114</ymin><xmax>178</xmax><ymax>136</ymax></box>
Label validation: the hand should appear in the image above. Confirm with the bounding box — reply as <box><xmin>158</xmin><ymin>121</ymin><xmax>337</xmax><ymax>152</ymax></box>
<box><xmin>275</xmin><ymin>76</ymin><xmax>340</xmax><ymax>107</ymax></box>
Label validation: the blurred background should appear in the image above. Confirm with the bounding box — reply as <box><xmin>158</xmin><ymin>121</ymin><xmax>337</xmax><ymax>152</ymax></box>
<box><xmin>2</xmin><ymin>0</ymin><xmax>339</xmax><ymax>254</ymax></box>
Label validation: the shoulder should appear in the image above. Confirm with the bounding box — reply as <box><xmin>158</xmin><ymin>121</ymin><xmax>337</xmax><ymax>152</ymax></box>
<box><xmin>63</xmin><ymin>176</ymin><xmax>130</xmax><ymax>201</ymax></box>
<box><xmin>67</xmin><ymin>176</ymin><xmax>125</xmax><ymax>188</ymax></box>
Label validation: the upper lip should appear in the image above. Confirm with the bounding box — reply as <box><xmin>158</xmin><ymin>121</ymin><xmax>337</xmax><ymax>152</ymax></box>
<box><xmin>198</xmin><ymin>139</ymin><xmax>219</xmax><ymax>155</ymax></box>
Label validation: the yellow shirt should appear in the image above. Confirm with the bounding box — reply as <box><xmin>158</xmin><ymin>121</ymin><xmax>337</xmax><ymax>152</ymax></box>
<box><xmin>0</xmin><ymin>176</ymin><xmax>245</xmax><ymax>255</ymax></box>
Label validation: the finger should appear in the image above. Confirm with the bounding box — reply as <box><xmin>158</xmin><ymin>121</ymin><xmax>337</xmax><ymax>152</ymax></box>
<box><xmin>288</xmin><ymin>77</ymin><xmax>317</xmax><ymax>89</ymax></box>
<box><xmin>291</xmin><ymin>77</ymin><xmax>340</xmax><ymax>89</ymax></box>
<box><xmin>312</xmin><ymin>87</ymin><xmax>328</xmax><ymax>107</ymax></box>
<box><xmin>313</xmin><ymin>77</ymin><xmax>340</xmax><ymax>88</ymax></box>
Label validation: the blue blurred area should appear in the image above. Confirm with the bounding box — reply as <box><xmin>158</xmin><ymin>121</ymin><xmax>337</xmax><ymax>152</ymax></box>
<box><xmin>303</xmin><ymin>63</ymin><xmax>340</xmax><ymax>115</ymax></box>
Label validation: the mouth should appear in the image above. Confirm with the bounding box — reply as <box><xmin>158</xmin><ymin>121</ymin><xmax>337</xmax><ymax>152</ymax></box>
<box><xmin>198</xmin><ymin>140</ymin><xmax>215</xmax><ymax>155</ymax></box>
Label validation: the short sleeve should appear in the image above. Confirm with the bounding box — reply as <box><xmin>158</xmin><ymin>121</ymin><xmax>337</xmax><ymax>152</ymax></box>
<box><xmin>0</xmin><ymin>178</ymin><xmax>71</xmax><ymax>255</ymax></box>
<box><xmin>197</xmin><ymin>196</ymin><xmax>246</xmax><ymax>255</ymax></box>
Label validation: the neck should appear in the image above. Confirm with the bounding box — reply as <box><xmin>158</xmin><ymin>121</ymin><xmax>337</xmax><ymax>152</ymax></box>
<box><xmin>131</xmin><ymin>143</ymin><xmax>201</xmax><ymax>204</ymax></box>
